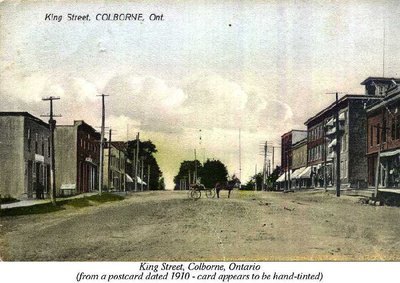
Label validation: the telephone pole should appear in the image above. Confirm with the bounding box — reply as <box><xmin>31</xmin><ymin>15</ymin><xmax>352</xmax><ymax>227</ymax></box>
<box><xmin>194</xmin><ymin>149</ymin><xmax>197</xmax><ymax>183</ymax></box>
<box><xmin>97</xmin><ymin>94</ymin><xmax>108</xmax><ymax>196</ymax></box>
<box><xmin>41</xmin><ymin>96</ymin><xmax>61</xmax><ymax>206</ymax></box>
<box><xmin>374</xmin><ymin>122</ymin><xmax>390</xmax><ymax>198</ymax></box>
<box><xmin>140</xmin><ymin>156</ymin><xmax>144</xmax><ymax>191</ymax></box>
<box><xmin>107</xmin><ymin>128</ymin><xmax>114</xmax><ymax>190</ymax></box>
<box><xmin>326</xmin><ymin>92</ymin><xmax>345</xmax><ymax>197</ymax></box>
<box><xmin>239</xmin><ymin>128</ymin><xmax>242</xmax><ymax>181</ymax></box>
<box><xmin>262</xmin><ymin>141</ymin><xmax>267</xmax><ymax>191</ymax></box>
<box><xmin>134</xmin><ymin>132</ymin><xmax>140</xmax><ymax>191</ymax></box>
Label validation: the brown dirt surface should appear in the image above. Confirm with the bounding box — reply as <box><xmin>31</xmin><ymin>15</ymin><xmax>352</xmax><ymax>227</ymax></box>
<box><xmin>1</xmin><ymin>190</ymin><xmax>400</xmax><ymax>261</ymax></box>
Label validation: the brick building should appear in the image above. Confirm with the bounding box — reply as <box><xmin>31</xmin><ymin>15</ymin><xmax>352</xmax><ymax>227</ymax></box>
<box><xmin>366</xmin><ymin>79</ymin><xmax>400</xmax><ymax>188</ymax></box>
<box><xmin>305</xmin><ymin>92</ymin><xmax>382</xmax><ymax>189</ymax></box>
<box><xmin>0</xmin><ymin>112</ymin><xmax>50</xmax><ymax>199</ymax></box>
<box><xmin>276</xmin><ymin>130</ymin><xmax>307</xmax><ymax>190</ymax></box>
<box><xmin>55</xmin><ymin>120</ymin><xmax>100</xmax><ymax>195</ymax></box>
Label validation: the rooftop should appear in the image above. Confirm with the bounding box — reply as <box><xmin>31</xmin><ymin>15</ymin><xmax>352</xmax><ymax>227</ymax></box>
<box><xmin>360</xmin><ymin>77</ymin><xmax>400</xmax><ymax>85</ymax></box>
<box><xmin>0</xmin><ymin>111</ymin><xmax>49</xmax><ymax>128</ymax></box>
<box><xmin>304</xmin><ymin>94</ymin><xmax>383</xmax><ymax>126</ymax></box>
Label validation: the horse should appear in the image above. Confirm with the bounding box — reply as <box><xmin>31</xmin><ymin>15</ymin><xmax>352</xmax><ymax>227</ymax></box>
<box><xmin>215</xmin><ymin>177</ymin><xmax>241</xmax><ymax>198</ymax></box>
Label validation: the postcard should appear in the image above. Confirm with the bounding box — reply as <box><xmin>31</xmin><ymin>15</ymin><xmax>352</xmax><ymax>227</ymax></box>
<box><xmin>1</xmin><ymin>1</ymin><xmax>399</xmax><ymax>282</ymax></box>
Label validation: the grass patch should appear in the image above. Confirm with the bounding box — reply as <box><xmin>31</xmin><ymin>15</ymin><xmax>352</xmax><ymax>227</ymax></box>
<box><xmin>0</xmin><ymin>197</ymin><xmax>19</xmax><ymax>205</ymax></box>
<box><xmin>0</xmin><ymin>202</ymin><xmax>65</xmax><ymax>217</ymax></box>
<box><xmin>0</xmin><ymin>193</ymin><xmax>124</xmax><ymax>217</ymax></box>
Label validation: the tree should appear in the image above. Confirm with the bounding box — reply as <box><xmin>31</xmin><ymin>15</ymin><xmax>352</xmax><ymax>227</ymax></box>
<box><xmin>126</xmin><ymin>140</ymin><xmax>163</xmax><ymax>190</ymax></box>
<box><xmin>242</xmin><ymin>172</ymin><xmax>263</xmax><ymax>190</ymax></box>
<box><xmin>158</xmin><ymin>177</ymin><xmax>166</xmax><ymax>190</ymax></box>
<box><xmin>173</xmin><ymin>160</ymin><xmax>202</xmax><ymax>190</ymax></box>
<box><xmin>173</xmin><ymin>158</ymin><xmax>229</xmax><ymax>189</ymax></box>
<box><xmin>266</xmin><ymin>166</ymin><xmax>281</xmax><ymax>190</ymax></box>
<box><xmin>200</xmin><ymin>159</ymin><xmax>228</xmax><ymax>188</ymax></box>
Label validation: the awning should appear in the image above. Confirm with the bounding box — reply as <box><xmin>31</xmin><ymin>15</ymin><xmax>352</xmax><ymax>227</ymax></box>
<box><xmin>326</xmin><ymin>119</ymin><xmax>334</xmax><ymax>127</ymax></box>
<box><xmin>326</xmin><ymin>128</ymin><xmax>336</xmax><ymax>136</ymax></box>
<box><xmin>328</xmin><ymin>139</ymin><xmax>337</xmax><ymax>148</ymax></box>
<box><xmin>298</xmin><ymin>166</ymin><xmax>312</xmax><ymax>178</ymax></box>
<box><xmin>126</xmin><ymin>174</ymin><xmax>134</xmax><ymax>183</ymax></box>
<box><xmin>380</xmin><ymin>149</ymin><xmax>400</xmax><ymax>158</ymax></box>
<box><xmin>276</xmin><ymin>174</ymin><xmax>285</xmax><ymax>182</ymax></box>
<box><xmin>292</xmin><ymin>167</ymin><xmax>306</xmax><ymax>179</ymax></box>
<box><xmin>276</xmin><ymin>170</ymin><xmax>292</xmax><ymax>182</ymax></box>
<box><xmin>137</xmin><ymin>176</ymin><xmax>147</xmax><ymax>185</ymax></box>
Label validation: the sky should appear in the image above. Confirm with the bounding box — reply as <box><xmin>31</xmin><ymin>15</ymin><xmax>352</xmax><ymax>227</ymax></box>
<box><xmin>1</xmin><ymin>0</ymin><xmax>399</xmax><ymax>189</ymax></box>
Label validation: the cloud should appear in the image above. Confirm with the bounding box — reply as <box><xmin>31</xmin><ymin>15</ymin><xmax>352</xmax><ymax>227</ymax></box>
<box><xmin>0</xmin><ymin>69</ymin><xmax>292</xmax><ymax>188</ymax></box>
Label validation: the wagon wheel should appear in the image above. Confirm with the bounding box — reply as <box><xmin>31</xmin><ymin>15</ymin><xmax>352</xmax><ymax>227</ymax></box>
<box><xmin>206</xmin><ymin>188</ymin><xmax>216</xmax><ymax>198</ymax></box>
<box><xmin>190</xmin><ymin>189</ymin><xmax>201</xmax><ymax>200</ymax></box>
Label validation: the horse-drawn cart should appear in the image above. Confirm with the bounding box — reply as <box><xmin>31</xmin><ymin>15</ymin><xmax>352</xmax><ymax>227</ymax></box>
<box><xmin>188</xmin><ymin>183</ymin><xmax>216</xmax><ymax>199</ymax></box>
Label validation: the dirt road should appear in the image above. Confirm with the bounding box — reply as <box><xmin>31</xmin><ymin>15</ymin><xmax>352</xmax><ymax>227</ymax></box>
<box><xmin>1</xmin><ymin>190</ymin><xmax>399</xmax><ymax>261</ymax></box>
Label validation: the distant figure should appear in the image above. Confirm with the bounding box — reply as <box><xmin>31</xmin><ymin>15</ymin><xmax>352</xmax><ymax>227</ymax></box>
<box><xmin>36</xmin><ymin>183</ymin><xmax>44</xmax><ymax>199</ymax></box>
<box><xmin>215</xmin><ymin>175</ymin><xmax>241</xmax><ymax>198</ymax></box>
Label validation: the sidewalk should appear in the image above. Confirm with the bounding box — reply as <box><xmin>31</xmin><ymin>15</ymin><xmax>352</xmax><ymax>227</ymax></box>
<box><xmin>1</xmin><ymin>192</ymin><xmax>98</xmax><ymax>209</ymax></box>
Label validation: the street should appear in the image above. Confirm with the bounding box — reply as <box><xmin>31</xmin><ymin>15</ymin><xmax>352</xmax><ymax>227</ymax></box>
<box><xmin>1</xmin><ymin>190</ymin><xmax>399</xmax><ymax>261</ymax></box>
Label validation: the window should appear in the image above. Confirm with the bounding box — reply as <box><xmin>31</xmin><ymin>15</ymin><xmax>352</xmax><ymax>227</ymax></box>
<box><xmin>48</xmin><ymin>137</ymin><xmax>51</xmax><ymax>157</ymax></box>
<box><xmin>383</xmin><ymin>116</ymin><xmax>387</xmax><ymax>143</ymax></box>
<box><xmin>35</xmin><ymin>133</ymin><xmax>38</xmax><ymax>154</ymax></box>
<box><xmin>376</xmin><ymin>123</ymin><xmax>380</xmax><ymax>145</ymax></box>
<box><xmin>27</xmin><ymin>129</ymin><xmax>31</xmax><ymax>152</ymax></box>
<box><xmin>41</xmin><ymin>136</ymin><xmax>45</xmax><ymax>155</ymax></box>
<box><xmin>391</xmin><ymin>118</ymin><xmax>396</xmax><ymax>140</ymax></box>
<box><xmin>370</xmin><ymin>125</ymin><xmax>373</xmax><ymax>146</ymax></box>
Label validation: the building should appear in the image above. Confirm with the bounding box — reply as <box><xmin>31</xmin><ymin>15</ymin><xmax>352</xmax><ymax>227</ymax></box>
<box><xmin>366</xmin><ymin>79</ymin><xmax>400</xmax><ymax>188</ymax></box>
<box><xmin>55</xmin><ymin>120</ymin><xmax>100</xmax><ymax>195</ymax></box>
<box><xmin>304</xmin><ymin>90</ymin><xmax>383</xmax><ymax>189</ymax></box>
<box><xmin>104</xmin><ymin>141</ymin><xmax>129</xmax><ymax>192</ymax></box>
<box><xmin>276</xmin><ymin>130</ymin><xmax>307</xmax><ymax>190</ymax></box>
<box><xmin>0</xmin><ymin>112</ymin><xmax>50</xmax><ymax>199</ymax></box>
<box><xmin>290</xmin><ymin>138</ymin><xmax>311</xmax><ymax>189</ymax></box>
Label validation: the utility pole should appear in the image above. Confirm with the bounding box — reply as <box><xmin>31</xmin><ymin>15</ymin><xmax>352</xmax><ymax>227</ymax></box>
<box><xmin>327</xmin><ymin>92</ymin><xmax>345</xmax><ymax>197</ymax></box>
<box><xmin>194</xmin><ymin>149</ymin><xmax>197</xmax><ymax>183</ymax></box>
<box><xmin>108</xmin><ymin>129</ymin><xmax>112</xmax><ymax>190</ymax></box>
<box><xmin>262</xmin><ymin>141</ymin><xmax>267</xmax><ymax>191</ymax></box>
<box><xmin>141</xmin><ymin>157</ymin><xmax>144</xmax><ymax>191</ymax></box>
<box><xmin>96</xmin><ymin>94</ymin><xmax>108</xmax><ymax>196</ymax></box>
<box><xmin>147</xmin><ymin>164</ymin><xmax>150</xmax><ymax>191</ymax></box>
<box><xmin>323</xmin><ymin>120</ymin><xmax>328</xmax><ymax>192</ymax></box>
<box><xmin>374</xmin><ymin>122</ymin><xmax>389</xmax><ymax>198</ymax></box>
<box><xmin>134</xmin><ymin>132</ymin><xmax>140</xmax><ymax>191</ymax></box>
<box><xmin>239</xmin><ymin>128</ymin><xmax>242</xmax><ymax>181</ymax></box>
<box><xmin>272</xmin><ymin>146</ymin><xmax>275</xmax><ymax>172</ymax></box>
<box><xmin>254</xmin><ymin>164</ymin><xmax>257</xmax><ymax>191</ymax></box>
<box><xmin>334</xmin><ymin>92</ymin><xmax>341</xmax><ymax>197</ymax></box>
<box><xmin>42</xmin><ymin>96</ymin><xmax>61</xmax><ymax>206</ymax></box>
